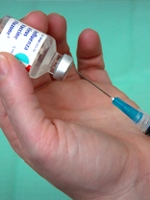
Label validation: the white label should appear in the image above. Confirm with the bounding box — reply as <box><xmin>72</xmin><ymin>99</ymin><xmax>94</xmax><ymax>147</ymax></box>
<box><xmin>0</xmin><ymin>18</ymin><xmax>47</xmax><ymax>69</ymax></box>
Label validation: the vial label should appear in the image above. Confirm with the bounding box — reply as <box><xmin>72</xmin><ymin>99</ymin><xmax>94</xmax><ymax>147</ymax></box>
<box><xmin>0</xmin><ymin>18</ymin><xmax>47</xmax><ymax>69</ymax></box>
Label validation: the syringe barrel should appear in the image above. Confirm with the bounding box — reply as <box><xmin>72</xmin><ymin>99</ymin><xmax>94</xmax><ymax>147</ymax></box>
<box><xmin>135</xmin><ymin>109</ymin><xmax>150</xmax><ymax>134</ymax></box>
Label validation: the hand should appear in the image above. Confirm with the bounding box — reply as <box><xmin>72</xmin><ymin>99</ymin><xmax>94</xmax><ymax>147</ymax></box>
<box><xmin>0</xmin><ymin>11</ymin><xmax>150</xmax><ymax>200</ymax></box>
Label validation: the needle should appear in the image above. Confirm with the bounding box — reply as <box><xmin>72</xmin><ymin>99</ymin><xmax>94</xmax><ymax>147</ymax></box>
<box><xmin>76</xmin><ymin>70</ymin><xmax>111</xmax><ymax>98</ymax></box>
<box><xmin>75</xmin><ymin>70</ymin><xmax>150</xmax><ymax>136</ymax></box>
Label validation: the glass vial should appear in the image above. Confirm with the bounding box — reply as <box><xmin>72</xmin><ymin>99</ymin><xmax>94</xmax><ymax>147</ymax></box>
<box><xmin>0</xmin><ymin>15</ymin><xmax>73</xmax><ymax>80</ymax></box>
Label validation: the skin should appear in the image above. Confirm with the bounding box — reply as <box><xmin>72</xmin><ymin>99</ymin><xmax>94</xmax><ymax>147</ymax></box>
<box><xmin>0</xmin><ymin>11</ymin><xmax>150</xmax><ymax>200</ymax></box>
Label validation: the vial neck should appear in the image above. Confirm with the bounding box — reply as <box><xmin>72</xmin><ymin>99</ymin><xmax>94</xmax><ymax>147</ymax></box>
<box><xmin>49</xmin><ymin>52</ymin><xmax>62</xmax><ymax>75</ymax></box>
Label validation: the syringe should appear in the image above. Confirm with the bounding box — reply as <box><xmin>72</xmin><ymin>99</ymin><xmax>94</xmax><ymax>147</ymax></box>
<box><xmin>76</xmin><ymin>71</ymin><xmax>150</xmax><ymax>136</ymax></box>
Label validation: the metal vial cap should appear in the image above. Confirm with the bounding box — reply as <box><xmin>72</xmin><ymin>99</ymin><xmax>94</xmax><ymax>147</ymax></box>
<box><xmin>53</xmin><ymin>54</ymin><xmax>73</xmax><ymax>81</ymax></box>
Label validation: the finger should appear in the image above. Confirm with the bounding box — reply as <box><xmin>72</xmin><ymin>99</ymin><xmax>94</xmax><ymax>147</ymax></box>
<box><xmin>21</xmin><ymin>11</ymin><xmax>48</xmax><ymax>35</ymax></box>
<box><xmin>21</xmin><ymin>11</ymin><xmax>52</xmax><ymax>88</ymax></box>
<box><xmin>0</xmin><ymin>53</ymin><xmax>57</xmax><ymax>160</ymax></box>
<box><xmin>47</xmin><ymin>13</ymin><xmax>78</xmax><ymax>81</ymax></box>
<box><xmin>0</xmin><ymin>95</ymin><xmax>23</xmax><ymax>156</ymax></box>
<box><xmin>0</xmin><ymin>100</ymin><xmax>23</xmax><ymax>158</ymax></box>
<box><xmin>77</xmin><ymin>29</ymin><xmax>111</xmax><ymax>84</ymax></box>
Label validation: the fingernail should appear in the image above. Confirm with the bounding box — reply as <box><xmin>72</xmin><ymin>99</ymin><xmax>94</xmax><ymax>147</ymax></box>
<box><xmin>0</xmin><ymin>55</ymin><xmax>9</xmax><ymax>80</ymax></box>
<box><xmin>21</xmin><ymin>12</ymin><xmax>33</xmax><ymax>20</ymax></box>
<box><xmin>20</xmin><ymin>12</ymin><xmax>31</xmax><ymax>21</ymax></box>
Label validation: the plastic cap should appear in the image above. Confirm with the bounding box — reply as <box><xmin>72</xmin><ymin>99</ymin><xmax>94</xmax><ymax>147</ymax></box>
<box><xmin>53</xmin><ymin>54</ymin><xmax>73</xmax><ymax>81</ymax></box>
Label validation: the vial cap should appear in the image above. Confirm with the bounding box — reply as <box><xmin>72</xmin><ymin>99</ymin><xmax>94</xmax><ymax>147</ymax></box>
<box><xmin>53</xmin><ymin>54</ymin><xmax>73</xmax><ymax>81</ymax></box>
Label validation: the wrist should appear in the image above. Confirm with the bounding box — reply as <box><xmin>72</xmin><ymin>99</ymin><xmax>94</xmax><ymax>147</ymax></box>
<box><xmin>73</xmin><ymin>139</ymin><xmax>150</xmax><ymax>200</ymax></box>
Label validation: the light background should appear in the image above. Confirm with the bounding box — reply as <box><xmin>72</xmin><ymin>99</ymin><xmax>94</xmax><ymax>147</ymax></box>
<box><xmin>0</xmin><ymin>0</ymin><xmax>150</xmax><ymax>199</ymax></box>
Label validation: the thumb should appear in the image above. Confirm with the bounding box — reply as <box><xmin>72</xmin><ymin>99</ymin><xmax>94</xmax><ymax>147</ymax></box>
<box><xmin>0</xmin><ymin>53</ymin><xmax>56</xmax><ymax>156</ymax></box>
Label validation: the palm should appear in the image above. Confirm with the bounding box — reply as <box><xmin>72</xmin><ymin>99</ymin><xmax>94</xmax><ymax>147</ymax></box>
<box><xmin>33</xmin><ymin>77</ymin><xmax>142</xmax><ymax>198</ymax></box>
<box><xmin>37</xmin><ymin>78</ymin><xmax>136</xmax><ymax>136</ymax></box>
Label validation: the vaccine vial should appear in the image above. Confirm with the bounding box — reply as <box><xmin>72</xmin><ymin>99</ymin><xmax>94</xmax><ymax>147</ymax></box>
<box><xmin>0</xmin><ymin>15</ymin><xmax>73</xmax><ymax>80</ymax></box>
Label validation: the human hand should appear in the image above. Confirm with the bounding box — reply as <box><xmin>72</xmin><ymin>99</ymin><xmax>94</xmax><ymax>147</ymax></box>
<box><xmin>0</xmin><ymin>11</ymin><xmax>150</xmax><ymax>200</ymax></box>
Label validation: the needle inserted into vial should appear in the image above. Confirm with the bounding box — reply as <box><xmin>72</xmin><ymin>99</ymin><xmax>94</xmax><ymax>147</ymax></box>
<box><xmin>76</xmin><ymin>70</ymin><xmax>150</xmax><ymax>136</ymax></box>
